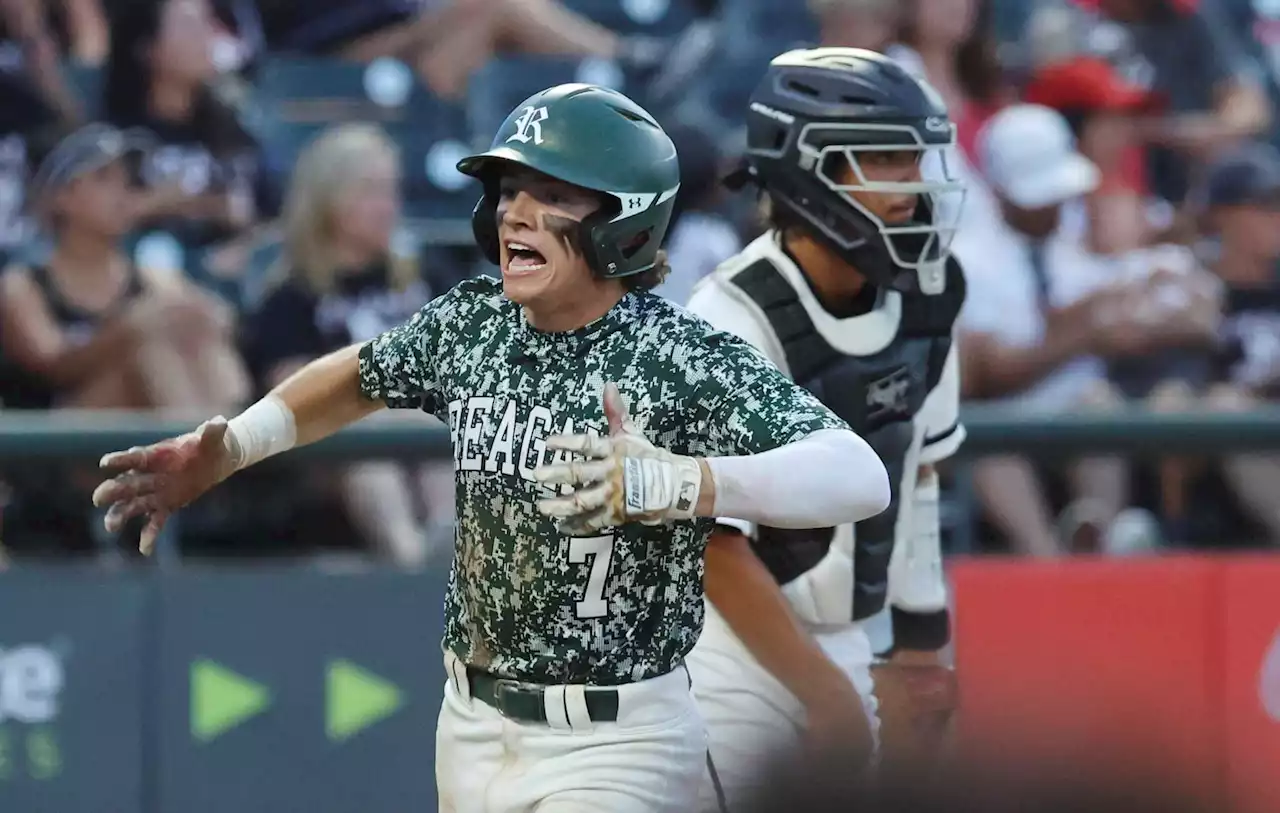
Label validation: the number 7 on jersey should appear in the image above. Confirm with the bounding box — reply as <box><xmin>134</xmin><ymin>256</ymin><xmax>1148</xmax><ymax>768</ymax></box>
<box><xmin>569</xmin><ymin>534</ymin><xmax>614</xmax><ymax>618</ymax></box>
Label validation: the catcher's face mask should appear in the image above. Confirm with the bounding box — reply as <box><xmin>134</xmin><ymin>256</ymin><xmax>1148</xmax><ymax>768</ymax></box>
<box><xmin>809</xmin><ymin>121</ymin><xmax>967</xmax><ymax>277</ymax></box>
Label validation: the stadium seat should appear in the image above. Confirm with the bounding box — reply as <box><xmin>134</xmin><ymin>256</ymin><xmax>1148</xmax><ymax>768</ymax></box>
<box><xmin>248</xmin><ymin>56</ymin><xmax>466</xmax><ymax>148</ymax></box>
<box><xmin>558</xmin><ymin>0</ymin><xmax>698</xmax><ymax>35</ymax></box>
<box><xmin>721</xmin><ymin>0</ymin><xmax>817</xmax><ymax>54</ymax></box>
<box><xmin>248</xmin><ymin>56</ymin><xmax>474</xmax><ymax>244</ymax></box>
<box><xmin>247</xmin><ymin>56</ymin><xmax>413</xmax><ymax>155</ymax></box>
<box><xmin>396</xmin><ymin>95</ymin><xmax>477</xmax><ymax>230</ymax></box>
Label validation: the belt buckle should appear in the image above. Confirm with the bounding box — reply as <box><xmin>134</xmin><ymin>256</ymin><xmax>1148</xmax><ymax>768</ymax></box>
<box><xmin>492</xmin><ymin>678</ymin><xmax>534</xmax><ymax>717</ymax></box>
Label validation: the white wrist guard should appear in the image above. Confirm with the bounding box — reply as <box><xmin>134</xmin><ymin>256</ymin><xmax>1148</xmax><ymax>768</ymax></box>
<box><xmin>224</xmin><ymin>394</ymin><xmax>297</xmax><ymax>470</ymax></box>
<box><xmin>623</xmin><ymin>454</ymin><xmax>703</xmax><ymax>521</ymax></box>
<box><xmin>889</xmin><ymin>468</ymin><xmax>948</xmax><ymax>613</ymax></box>
<box><xmin>531</xmin><ymin>382</ymin><xmax>704</xmax><ymax>535</ymax></box>
<box><xmin>533</xmin><ymin>433</ymin><xmax>703</xmax><ymax>535</ymax></box>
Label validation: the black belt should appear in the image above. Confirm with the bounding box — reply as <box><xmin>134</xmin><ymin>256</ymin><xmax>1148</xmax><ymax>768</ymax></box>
<box><xmin>466</xmin><ymin>668</ymin><xmax>620</xmax><ymax>724</ymax></box>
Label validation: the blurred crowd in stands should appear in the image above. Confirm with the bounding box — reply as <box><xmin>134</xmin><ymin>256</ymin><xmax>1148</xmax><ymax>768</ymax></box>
<box><xmin>0</xmin><ymin>0</ymin><xmax>1278</xmax><ymax>566</ymax></box>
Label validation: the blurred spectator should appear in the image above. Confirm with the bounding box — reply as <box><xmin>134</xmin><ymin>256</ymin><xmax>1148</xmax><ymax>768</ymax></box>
<box><xmin>0</xmin><ymin>71</ymin><xmax>64</xmax><ymax>264</ymax></box>
<box><xmin>652</xmin><ymin>124</ymin><xmax>740</xmax><ymax>305</ymax></box>
<box><xmin>955</xmin><ymin>105</ymin><xmax>1164</xmax><ymax>556</ymax></box>
<box><xmin>1084</xmin><ymin>0</ymin><xmax>1272</xmax><ymax>203</ymax></box>
<box><xmin>1024</xmin><ymin>51</ymin><xmax>1164</xmax><ymax>254</ymax></box>
<box><xmin>1146</xmin><ymin>143</ymin><xmax>1280</xmax><ymax>546</ymax></box>
<box><xmin>1</xmin><ymin>122</ymin><xmax>248</xmax><ymax>411</ymax></box>
<box><xmin>885</xmin><ymin>0</ymin><xmax>1006</xmax><ymax>237</ymax></box>
<box><xmin>0</xmin><ymin>122</ymin><xmax>248</xmax><ymax>554</ymax></box>
<box><xmin>889</xmin><ymin>0</ymin><xmax>1009</xmax><ymax>164</ymax></box>
<box><xmin>0</xmin><ymin>0</ymin><xmax>88</xmax><ymax>267</ymax></box>
<box><xmin>0</xmin><ymin>0</ymin><xmax>88</xmax><ymax>118</ymax></box>
<box><xmin>105</xmin><ymin>0</ymin><xmax>280</xmax><ymax>253</ymax></box>
<box><xmin>240</xmin><ymin>123</ymin><xmax>449</xmax><ymax>568</ymax></box>
<box><xmin>1223</xmin><ymin>0</ymin><xmax>1280</xmax><ymax>141</ymax></box>
<box><xmin>809</xmin><ymin>0</ymin><xmax>900</xmax><ymax>52</ymax></box>
<box><xmin>238</xmin><ymin>0</ymin><xmax>714</xmax><ymax>102</ymax></box>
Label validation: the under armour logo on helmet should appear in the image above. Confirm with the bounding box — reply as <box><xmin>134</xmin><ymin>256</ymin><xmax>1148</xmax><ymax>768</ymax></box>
<box><xmin>628</xmin><ymin>196</ymin><xmax>644</xmax><ymax>210</ymax></box>
<box><xmin>506</xmin><ymin>106</ymin><xmax>550</xmax><ymax>146</ymax></box>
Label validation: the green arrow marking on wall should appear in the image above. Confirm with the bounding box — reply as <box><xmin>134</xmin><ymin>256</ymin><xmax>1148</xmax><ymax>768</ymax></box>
<box><xmin>190</xmin><ymin>659</ymin><xmax>271</xmax><ymax>742</ymax></box>
<box><xmin>326</xmin><ymin>660</ymin><xmax>403</xmax><ymax>742</ymax></box>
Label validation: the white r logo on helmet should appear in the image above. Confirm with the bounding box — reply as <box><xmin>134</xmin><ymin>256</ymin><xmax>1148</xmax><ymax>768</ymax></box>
<box><xmin>506</xmin><ymin>106</ymin><xmax>550</xmax><ymax>145</ymax></box>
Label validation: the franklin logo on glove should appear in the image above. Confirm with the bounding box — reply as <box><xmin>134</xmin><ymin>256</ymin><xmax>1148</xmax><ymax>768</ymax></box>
<box><xmin>625</xmin><ymin>457</ymin><xmax>646</xmax><ymax>515</ymax></box>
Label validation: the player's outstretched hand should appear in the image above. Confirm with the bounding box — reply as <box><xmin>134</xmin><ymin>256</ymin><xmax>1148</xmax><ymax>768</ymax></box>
<box><xmin>92</xmin><ymin>417</ymin><xmax>236</xmax><ymax>555</ymax></box>
<box><xmin>534</xmin><ymin>382</ymin><xmax>704</xmax><ymax>535</ymax></box>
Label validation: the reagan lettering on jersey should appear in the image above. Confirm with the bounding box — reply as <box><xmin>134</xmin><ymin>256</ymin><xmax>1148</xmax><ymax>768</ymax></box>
<box><xmin>358</xmin><ymin>277</ymin><xmax>848</xmax><ymax>686</ymax></box>
<box><xmin>448</xmin><ymin>396</ymin><xmax>602</xmax><ymax>492</ymax></box>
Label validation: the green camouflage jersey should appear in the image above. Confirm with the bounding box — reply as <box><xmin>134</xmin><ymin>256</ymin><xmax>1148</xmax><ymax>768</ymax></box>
<box><xmin>358</xmin><ymin>276</ymin><xmax>848</xmax><ymax>685</ymax></box>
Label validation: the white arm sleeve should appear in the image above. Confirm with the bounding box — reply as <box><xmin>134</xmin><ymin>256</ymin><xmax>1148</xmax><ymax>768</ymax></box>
<box><xmin>706</xmin><ymin>428</ymin><xmax>890</xmax><ymax>529</ymax></box>
<box><xmin>687</xmin><ymin>276</ymin><xmax>789</xmax><ymax>538</ymax></box>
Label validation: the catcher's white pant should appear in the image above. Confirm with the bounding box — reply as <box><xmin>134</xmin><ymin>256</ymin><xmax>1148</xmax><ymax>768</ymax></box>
<box><xmin>687</xmin><ymin>601</ymin><xmax>879</xmax><ymax>813</ymax></box>
<box><xmin>436</xmin><ymin>651</ymin><xmax>706</xmax><ymax>813</ymax></box>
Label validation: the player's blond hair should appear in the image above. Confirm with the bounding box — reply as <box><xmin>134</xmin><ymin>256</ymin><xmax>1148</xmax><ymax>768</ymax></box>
<box><xmin>280</xmin><ymin>123</ymin><xmax>411</xmax><ymax>295</ymax></box>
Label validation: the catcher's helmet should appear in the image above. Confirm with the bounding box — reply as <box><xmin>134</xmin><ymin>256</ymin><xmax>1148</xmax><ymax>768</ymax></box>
<box><xmin>731</xmin><ymin>48</ymin><xmax>966</xmax><ymax>294</ymax></box>
<box><xmin>457</xmin><ymin>84</ymin><xmax>680</xmax><ymax>279</ymax></box>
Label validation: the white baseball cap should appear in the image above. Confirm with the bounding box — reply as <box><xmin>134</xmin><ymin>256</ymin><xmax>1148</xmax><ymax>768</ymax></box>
<box><xmin>979</xmin><ymin>104</ymin><xmax>1100</xmax><ymax>209</ymax></box>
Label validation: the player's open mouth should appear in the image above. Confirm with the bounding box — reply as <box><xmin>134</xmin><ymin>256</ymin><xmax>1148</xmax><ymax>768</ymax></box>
<box><xmin>506</xmin><ymin>241</ymin><xmax>547</xmax><ymax>274</ymax></box>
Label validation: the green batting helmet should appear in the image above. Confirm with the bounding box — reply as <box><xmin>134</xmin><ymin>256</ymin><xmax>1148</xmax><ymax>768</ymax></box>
<box><xmin>457</xmin><ymin>83</ymin><xmax>680</xmax><ymax>279</ymax></box>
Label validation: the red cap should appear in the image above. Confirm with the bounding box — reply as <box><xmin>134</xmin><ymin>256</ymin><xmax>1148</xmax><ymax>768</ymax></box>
<box><xmin>1024</xmin><ymin>57</ymin><xmax>1164</xmax><ymax>113</ymax></box>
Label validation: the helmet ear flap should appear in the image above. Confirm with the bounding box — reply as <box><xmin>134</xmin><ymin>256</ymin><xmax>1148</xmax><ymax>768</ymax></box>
<box><xmin>576</xmin><ymin>209</ymin><xmax>612</xmax><ymax>278</ymax></box>
<box><xmin>471</xmin><ymin>193</ymin><xmax>501</xmax><ymax>266</ymax></box>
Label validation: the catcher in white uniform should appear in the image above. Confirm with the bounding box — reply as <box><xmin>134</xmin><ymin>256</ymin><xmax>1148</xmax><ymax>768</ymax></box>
<box><xmin>684</xmin><ymin>48</ymin><xmax>970</xmax><ymax>811</ymax></box>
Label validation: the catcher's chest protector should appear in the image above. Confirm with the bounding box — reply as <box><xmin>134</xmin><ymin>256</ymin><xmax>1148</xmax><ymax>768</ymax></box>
<box><xmin>727</xmin><ymin>257</ymin><xmax>965</xmax><ymax>621</ymax></box>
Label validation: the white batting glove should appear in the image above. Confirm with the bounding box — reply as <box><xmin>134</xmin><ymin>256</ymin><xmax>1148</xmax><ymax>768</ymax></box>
<box><xmin>533</xmin><ymin>382</ymin><xmax>703</xmax><ymax>535</ymax></box>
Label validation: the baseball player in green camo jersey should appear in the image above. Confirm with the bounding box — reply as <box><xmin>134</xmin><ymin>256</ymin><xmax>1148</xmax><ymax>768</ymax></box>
<box><xmin>90</xmin><ymin>84</ymin><xmax>891</xmax><ymax>813</ymax></box>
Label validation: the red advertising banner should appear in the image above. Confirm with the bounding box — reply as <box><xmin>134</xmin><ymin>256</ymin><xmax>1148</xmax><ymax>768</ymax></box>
<box><xmin>950</xmin><ymin>554</ymin><xmax>1280</xmax><ymax>811</ymax></box>
<box><xmin>1221</xmin><ymin>557</ymin><xmax>1280</xmax><ymax>813</ymax></box>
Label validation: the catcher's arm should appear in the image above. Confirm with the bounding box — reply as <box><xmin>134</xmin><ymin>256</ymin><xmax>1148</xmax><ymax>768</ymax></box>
<box><xmin>874</xmin><ymin>463</ymin><xmax>959</xmax><ymax>774</ymax></box>
<box><xmin>705</xmin><ymin>526</ymin><xmax>874</xmax><ymax>761</ymax></box>
<box><xmin>878</xmin><ymin>348</ymin><xmax>962</xmax><ymax>763</ymax></box>
<box><xmin>887</xmin><ymin>340</ymin><xmax>962</xmax><ymax>655</ymax></box>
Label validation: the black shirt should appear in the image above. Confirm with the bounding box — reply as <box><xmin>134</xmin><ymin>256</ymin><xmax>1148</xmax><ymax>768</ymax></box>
<box><xmin>1214</xmin><ymin>285</ymin><xmax>1280</xmax><ymax>397</ymax></box>
<box><xmin>242</xmin><ymin>260</ymin><xmax>431</xmax><ymax>390</ymax></box>
<box><xmin>112</xmin><ymin>102</ymin><xmax>280</xmax><ymax>248</ymax></box>
<box><xmin>0</xmin><ymin>261</ymin><xmax>146</xmax><ymax>409</ymax></box>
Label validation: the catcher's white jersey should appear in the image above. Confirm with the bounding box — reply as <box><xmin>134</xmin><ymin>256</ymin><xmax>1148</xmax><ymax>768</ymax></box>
<box><xmin>685</xmin><ymin>232</ymin><xmax>962</xmax><ymax>627</ymax></box>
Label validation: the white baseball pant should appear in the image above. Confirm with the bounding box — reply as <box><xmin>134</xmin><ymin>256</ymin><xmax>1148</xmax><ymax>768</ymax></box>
<box><xmin>436</xmin><ymin>650</ymin><xmax>707</xmax><ymax>813</ymax></box>
<box><xmin>686</xmin><ymin>602</ymin><xmax>879</xmax><ymax>813</ymax></box>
